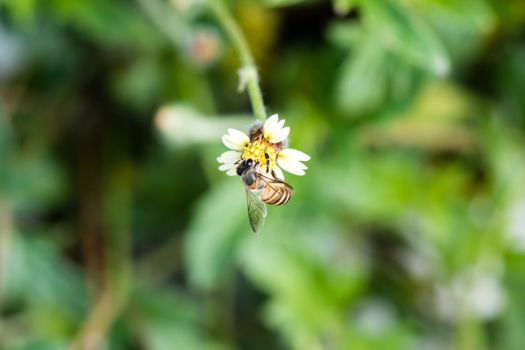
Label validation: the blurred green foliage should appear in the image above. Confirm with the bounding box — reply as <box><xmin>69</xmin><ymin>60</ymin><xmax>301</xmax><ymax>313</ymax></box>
<box><xmin>0</xmin><ymin>0</ymin><xmax>525</xmax><ymax>349</ymax></box>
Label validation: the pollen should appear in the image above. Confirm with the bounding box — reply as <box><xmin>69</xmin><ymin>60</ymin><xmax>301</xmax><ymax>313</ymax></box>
<box><xmin>242</xmin><ymin>139</ymin><xmax>278</xmax><ymax>173</ymax></box>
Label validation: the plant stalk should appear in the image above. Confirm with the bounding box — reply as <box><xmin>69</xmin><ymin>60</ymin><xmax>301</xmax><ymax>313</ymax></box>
<box><xmin>208</xmin><ymin>1</ymin><xmax>267</xmax><ymax>121</ymax></box>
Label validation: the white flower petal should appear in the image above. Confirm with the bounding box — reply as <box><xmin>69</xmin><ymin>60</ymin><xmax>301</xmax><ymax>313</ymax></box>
<box><xmin>279</xmin><ymin>148</ymin><xmax>311</xmax><ymax>162</ymax></box>
<box><xmin>263</xmin><ymin>114</ymin><xmax>292</xmax><ymax>143</ymax></box>
<box><xmin>266</xmin><ymin>119</ymin><xmax>286</xmax><ymax>142</ymax></box>
<box><xmin>282</xmin><ymin>164</ymin><xmax>305</xmax><ymax>176</ymax></box>
<box><xmin>219</xmin><ymin>163</ymin><xmax>235</xmax><ymax>171</ymax></box>
<box><xmin>275</xmin><ymin>118</ymin><xmax>285</xmax><ymax>131</ymax></box>
<box><xmin>221</xmin><ymin>128</ymin><xmax>249</xmax><ymax>150</ymax></box>
<box><xmin>295</xmin><ymin>161</ymin><xmax>308</xmax><ymax>170</ymax></box>
<box><xmin>278</xmin><ymin>148</ymin><xmax>309</xmax><ymax>174</ymax></box>
<box><xmin>287</xmin><ymin>159</ymin><xmax>307</xmax><ymax>170</ymax></box>
<box><xmin>227</xmin><ymin>128</ymin><xmax>249</xmax><ymax>145</ymax></box>
<box><xmin>273</xmin><ymin>165</ymin><xmax>285</xmax><ymax>180</ymax></box>
<box><xmin>226</xmin><ymin>168</ymin><xmax>237</xmax><ymax>176</ymax></box>
<box><xmin>263</xmin><ymin>114</ymin><xmax>279</xmax><ymax>134</ymax></box>
<box><xmin>270</xmin><ymin>126</ymin><xmax>290</xmax><ymax>143</ymax></box>
<box><xmin>278</xmin><ymin>157</ymin><xmax>306</xmax><ymax>176</ymax></box>
<box><xmin>217</xmin><ymin>151</ymin><xmax>241</xmax><ymax>163</ymax></box>
<box><xmin>222</xmin><ymin>135</ymin><xmax>243</xmax><ymax>150</ymax></box>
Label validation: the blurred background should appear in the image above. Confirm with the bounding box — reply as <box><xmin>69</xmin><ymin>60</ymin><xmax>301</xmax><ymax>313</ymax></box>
<box><xmin>0</xmin><ymin>0</ymin><xmax>525</xmax><ymax>349</ymax></box>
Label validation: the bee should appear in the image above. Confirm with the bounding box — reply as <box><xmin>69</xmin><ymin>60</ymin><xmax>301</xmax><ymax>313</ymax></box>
<box><xmin>236</xmin><ymin>158</ymin><xmax>293</xmax><ymax>233</ymax></box>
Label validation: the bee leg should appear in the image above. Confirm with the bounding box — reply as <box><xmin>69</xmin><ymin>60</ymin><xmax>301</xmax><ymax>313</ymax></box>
<box><xmin>264</xmin><ymin>152</ymin><xmax>270</xmax><ymax>174</ymax></box>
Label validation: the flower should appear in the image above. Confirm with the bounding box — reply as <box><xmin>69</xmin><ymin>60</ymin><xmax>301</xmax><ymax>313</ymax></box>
<box><xmin>217</xmin><ymin>114</ymin><xmax>310</xmax><ymax>179</ymax></box>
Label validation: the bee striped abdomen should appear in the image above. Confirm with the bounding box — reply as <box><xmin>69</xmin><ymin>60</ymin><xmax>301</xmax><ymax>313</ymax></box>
<box><xmin>261</xmin><ymin>185</ymin><xmax>292</xmax><ymax>206</ymax></box>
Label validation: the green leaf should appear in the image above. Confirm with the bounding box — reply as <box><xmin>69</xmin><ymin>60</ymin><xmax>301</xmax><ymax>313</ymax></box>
<box><xmin>133</xmin><ymin>288</ymin><xmax>229</xmax><ymax>350</ymax></box>
<box><xmin>327</xmin><ymin>22</ymin><xmax>365</xmax><ymax>50</ymax></box>
<box><xmin>5</xmin><ymin>234</ymin><xmax>87</xmax><ymax>318</ymax></box>
<box><xmin>333</xmin><ymin>0</ymin><xmax>361</xmax><ymax>16</ymax></box>
<box><xmin>260</xmin><ymin>0</ymin><xmax>311</xmax><ymax>7</ymax></box>
<box><xmin>239</xmin><ymin>219</ymin><xmax>368</xmax><ymax>343</ymax></box>
<box><xmin>363</xmin><ymin>0</ymin><xmax>450</xmax><ymax>75</ymax></box>
<box><xmin>336</xmin><ymin>40</ymin><xmax>389</xmax><ymax>116</ymax></box>
<box><xmin>184</xmin><ymin>180</ymin><xmax>247</xmax><ymax>291</ymax></box>
<box><xmin>0</xmin><ymin>111</ymin><xmax>12</xmax><ymax>190</ymax></box>
<box><xmin>6</xmin><ymin>154</ymin><xmax>67</xmax><ymax>211</ymax></box>
<box><xmin>48</xmin><ymin>0</ymin><xmax>163</xmax><ymax>50</ymax></box>
<box><xmin>1</xmin><ymin>0</ymin><xmax>39</xmax><ymax>22</ymax></box>
<box><xmin>111</xmin><ymin>56</ymin><xmax>163</xmax><ymax>112</ymax></box>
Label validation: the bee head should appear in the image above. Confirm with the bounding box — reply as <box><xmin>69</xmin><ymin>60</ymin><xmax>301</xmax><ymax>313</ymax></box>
<box><xmin>236</xmin><ymin>158</ymin><xmax>254</xmax><ymax>176</ymax></box>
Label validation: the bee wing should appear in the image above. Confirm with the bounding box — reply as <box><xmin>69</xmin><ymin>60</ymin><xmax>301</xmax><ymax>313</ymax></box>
<box><xmin>259</xmin><ymin>173</ymin><xmax>294</xmax><ymax>191</ymax></box>
<box><xmin>245</xmin><ymin>188</ymin><xmax>267</xmax><ymax>233</ymax></box>
<box><xmin>258</xmin><ymin>174</ymin><xmax>294</xmax><ymax>206</ymax></box>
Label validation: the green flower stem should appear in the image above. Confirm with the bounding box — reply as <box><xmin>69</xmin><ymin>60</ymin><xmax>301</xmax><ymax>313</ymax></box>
<box><xmin>208</xmin><ymin>1</ymin><xmax>267</xmax><ymax>121</ymax></box>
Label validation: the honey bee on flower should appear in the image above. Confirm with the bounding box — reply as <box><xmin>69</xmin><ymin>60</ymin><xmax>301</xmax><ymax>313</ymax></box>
<box><xmin>217</xmin><ymin>114</ymin><xmax>310</xmax><ymax>233</ymax></box>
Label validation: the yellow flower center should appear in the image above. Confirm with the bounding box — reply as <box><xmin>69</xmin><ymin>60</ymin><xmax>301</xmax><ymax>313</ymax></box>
<box><xmin>242</xmin><ymin>139</ymin><xmax>277</xmax><ymax>173</ymax></box>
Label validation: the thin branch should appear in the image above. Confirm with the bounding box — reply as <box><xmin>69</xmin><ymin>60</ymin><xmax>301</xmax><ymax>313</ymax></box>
<box><xmin>67</xmin><ymin>287</ymin><xmax>125</xmax><ymax>350</ymax></box>
<box><xmin>207</xmin><ymin>1</ymin><xmax>267</xmax><ymax>121</ymax></box>
<box><xmin>69</xmin><ymin>164</ymin><xmax>133</xmax><ymax>350</ymax></box>
<box><xmin>0</xmin><ymin>200</ymin><xmax>13</xmax><ymax>310</ymax></box>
